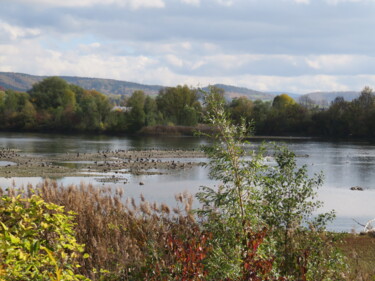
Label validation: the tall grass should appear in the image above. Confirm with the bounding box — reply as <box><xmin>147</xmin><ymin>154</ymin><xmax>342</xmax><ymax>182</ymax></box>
<box><xmin>1</xmin><ymin>181</ymin><xmax>372</xmax><ymax>280</ymax></box>
<box><xmin>1</xmin><ymin>181</ymin><xmax>200</xmax><ymax>280</ymax></box>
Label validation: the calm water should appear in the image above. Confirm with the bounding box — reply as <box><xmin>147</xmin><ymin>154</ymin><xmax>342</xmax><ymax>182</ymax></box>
<box><xmin>1</xmin><ymin>132</ymin><xmax>375</xmax><ymax>232</ymax></box>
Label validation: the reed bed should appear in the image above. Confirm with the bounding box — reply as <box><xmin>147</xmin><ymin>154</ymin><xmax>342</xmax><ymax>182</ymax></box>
<box><xmin>2</xmin><ymin>181</ymin><xmax>375</xmax><ymax>280</ymax></box>
<box><xmin>1</xmin><ymin>180</ymin><xmax>201</xmax><ymax>280</ymax></box>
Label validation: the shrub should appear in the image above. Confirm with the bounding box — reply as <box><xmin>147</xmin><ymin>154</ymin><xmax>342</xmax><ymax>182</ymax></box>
<box><xmin>196</xmin><ymin>88</ymin><xmax>347</xmax><ymax>280</ymax></box>
<box><xmin>0</xmin><ymin>193</ymin><xmax>89</xmax><ymax>281</ymax></box>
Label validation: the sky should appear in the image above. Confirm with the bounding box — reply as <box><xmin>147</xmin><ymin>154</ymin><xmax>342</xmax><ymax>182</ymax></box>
<box><xmin>1</xmin><ymin>0</ymin><xmax>375</xmax><ymax>94</ymax></box>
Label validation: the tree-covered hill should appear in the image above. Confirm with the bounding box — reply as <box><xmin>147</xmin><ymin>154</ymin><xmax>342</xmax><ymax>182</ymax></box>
<box><xmin>0</xmin><ymin>72</ymin><xmax>162</xmax><ymax>96</ymax></box>
<box><xmin>203</xmin><ymin>84</ymin><xmax>275</xmax><ymax>101</ymax></box>
<box><xmin>0</xmin><ymin>72</ymin><xmax>275</xmax><ymax>100</ymax></box>
<box><xmin>302</xmin><ymin>91</ymin><xmax>360</xmax><ymax>105</ymax></box>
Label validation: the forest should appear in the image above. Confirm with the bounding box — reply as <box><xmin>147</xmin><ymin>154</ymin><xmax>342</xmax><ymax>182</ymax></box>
<box><xmin>0</xmin><ymin>76</ymin><xmax>374</xmax><ymax>138</ymax></box>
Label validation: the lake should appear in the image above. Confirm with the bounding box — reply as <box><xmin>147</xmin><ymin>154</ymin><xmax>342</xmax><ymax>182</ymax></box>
<box><xmin>0</xmin><ymin>132</ymin><xmax>374</xmax><ymax>232</ymax></box>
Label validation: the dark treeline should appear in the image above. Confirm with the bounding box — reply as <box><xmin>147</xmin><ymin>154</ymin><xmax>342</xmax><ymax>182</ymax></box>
<box><xmin>0</xmin><ymin>76</ymin><xmax>374</xmax><ymax>137</ymax></box>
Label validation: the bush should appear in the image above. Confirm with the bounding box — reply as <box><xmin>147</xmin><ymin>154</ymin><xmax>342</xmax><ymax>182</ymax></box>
<box><xmin>196</xmin><ymin>88</ymin><xmax>347</xmax><ymax>280</ymax></box>
<box><xmin>0</xmin><ymin>193</ymin><xmax>89</xmax><ymax>281</ymax></box>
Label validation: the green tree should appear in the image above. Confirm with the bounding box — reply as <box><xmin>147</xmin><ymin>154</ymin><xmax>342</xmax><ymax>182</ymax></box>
<box><xmin>144</xmin><ymin>96</ymin><xmax>158</xmax><ymax>127</ymax></box>
<box><xmin>196</xmin><ymin>88</ymin><xmax>346</xmax><ymax>280</ymax></box>
<box><xmin>76</xmin><ymin>90</ymin><xmax>111</xmax><ymax>131</ymax></box>
<box><xmin>348</xmin><ymin>87</ymin><xmax>375</xmax><ymax>137</ymax></box>
<box><xmin>19</xmin><ymin>100</ymin><xmax>37</xmax><ymax>129</ymax></box>
<box><xmin>272</xmin><ymin>93</ymin><xmax>296</xmax><ymax>109</ymax></box>
<box><xmin>229</xmin><ymin>96</ymin><xmax>253</xmax><ymax>124</ymax></box>
<box><xmin>126</xmin><ymin>90</ymin><xmax>146</xmax><ymax>132</ymax></box>
<box><xmin>326</xmin><ymin>97</ymin><xmax>351</xmax><ymax>137</ymax></box>
<box><xmin>28</xmin><ymin>77</ymin><xmax>72</xmax><ymax>110</ymax></box>
<box><xmin>197</xmin><ymin>89</ymin><xmax>270</xmax><ymax>279</ymax></box>
<box><xmin>251</xmin><ymin>100</ymin><xmax>271</xmax><ymax>134</ymax></box>
<box><xmin>260</xmin><ymin>147</ymin><xmax>344</xmax><ymax>279</ymax></box>
<box><xmin>156</xmin><ymin>85</ymin><xmax>201</xmax><ymax>125</ymax></box>
<box><xmin>266</xmin><ymin>94</ymin><xmax>309</xmax><ymax>135</ymax></box>
<box><xmin>1</xmin><ymin>90</ymin><xmax>34</xmax><ymax>129</ymax></box>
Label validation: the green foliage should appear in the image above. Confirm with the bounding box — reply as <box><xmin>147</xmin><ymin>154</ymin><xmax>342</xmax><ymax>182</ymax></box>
<box><xmin>156</xmin><ymin>85</ymin><xmax>201</xmax><ymax>126</ymax></box>
<box><xmin>3</xmin><ymin>78</ymin><xmax>375</xmax><ymax>137</ymax></box>
<box><xmin>144</xmin><ymin>96</ymin><xmax>158</xmax><ymax>126</ymax></box>
<box><xmin>196</xmin><ymin>89</ymin><xmax>276</xmax><ymax>280</ymax></box>
<box><xmin>28</xmin><ymin>77</ymin><xmax>71</xmax><ymax>110</ymax></box>
<box><xmin>126</xmin><ymin>90</ymin><xmax>146</xmax><ymax>132</ymax></box>
<box><xmin>229</xmin><ymin>96</ymin><xmax>253</xmax><ymax>124</ymax></box>
<box><xmin>260</xmin><ymin>147</ymin><xmax>346</xmax><ymax>279</ymax></box>
<box><xmin>196</xmin><ymin>87</ymin><xmax>346</xmax><ymax>280</ymax></box>
<box><xmin>0</xmin><ymin>193</ymin><xmax>90</xmax><ymax>281</ymax></box>
<box><xmin>272</xmin><ymin>94</ymin><xmax>296</xmax><ymax>109</ymax></box>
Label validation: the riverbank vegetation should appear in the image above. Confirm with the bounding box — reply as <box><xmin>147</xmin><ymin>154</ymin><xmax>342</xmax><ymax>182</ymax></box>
<box><xmin>1</xmin><ymin>77</ymin><xmax>375</xmax><ymax>138</ymax></box>
<box><xmin>1</xmin><ymin>89</ymin><xmax>374</xmax><ymax>280</ymax></box>
<box><xmin>1</xmin><ymin>181</ymin><xmax>374</xmax><ymax>280</ymax></box>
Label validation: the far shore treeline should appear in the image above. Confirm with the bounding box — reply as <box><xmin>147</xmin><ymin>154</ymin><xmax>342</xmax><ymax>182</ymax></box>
<box><xmin>0</xmin><ymin>76</ymin><xmax>374</xmax><ymax>137</ymax></box>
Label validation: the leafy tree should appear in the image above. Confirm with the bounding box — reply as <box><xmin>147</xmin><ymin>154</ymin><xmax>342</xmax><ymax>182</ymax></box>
<box><xmin>19</xmin><ymin>100</ymin><xmax>37</xmax><ymax>129</ymax></box>
<box><xmin>76</xmin><ymin>90</ymin><xmax>111</xmax><ymax>131</ymax></box>
<box><xmin>156</xmin><ymin>85</ymin><xmax>201</xmax><ymax>125</ymax></box>
<box><xmin>265</xmin><ymin>94</ymin><xmax>310</xmax><ymax>135</ymax></box>
<box><xmin>106</xmin><ymin>110</ymin><xmax>129</xmax><ymax>132</ymax></box>
<box><xmin>260</xmin><ymin>147</ymin><xmax>345</xmax><ymax>279</ymax></box>
<box><xmin>272</xmin><ymin>94</ymin><xmax>296</xmax><ymax>109</ymax></box>
<box><xmin>127</xmin><ymin>90</ymin><xmax>146</xmax><ymax>132</ymax></box>
<box><xmin>202</xmin><ymin>86</ymin><xmax>226</xmax><ymax>116</ymax></box>
<box><xmin>29</xmin><ymin>77</ymin><xmax>72</xmax><ymax>110</ymax></box>
<box><xmin>197</xmin><ymin>89</ymin><xmax>273</xmax><ymax>279</ymax></box>
<box><xmin>229</xmin><ymin>96</ymin><xmax>253</xmax><ymax>124</ymax></box>
<box><xmin>144</xmin><ymin>96</ymin><xmax>158</xmax><ymax>127</ymax></box>
<box><xmin>1</xmin><ymin>90</ymin><xmax>35</xmax><ymax>129</ymax></box>
<box><xmin>251</xmin><ymin>100</ymin><xmax>271</xmax><ymax>134</ymax></box>
<box><xmin>348</xmin><ymin>87</ymin><xmax>375</xmax><ymax>137</ymax></box>
<box><xmin>326</xmin><ymin>97</ymin><xmax>351</xmax><ymax>137</ymax></box>
<box><xmin>196</xmin><ymin>87</ymin><xmax>346</xmax><ymax>280</ymax></box>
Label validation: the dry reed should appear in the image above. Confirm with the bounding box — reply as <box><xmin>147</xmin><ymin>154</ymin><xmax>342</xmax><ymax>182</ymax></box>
<box><xmin>1</xmin><ymin>180</ymin><xmax>198</xmax><ymax>280</ymax></box>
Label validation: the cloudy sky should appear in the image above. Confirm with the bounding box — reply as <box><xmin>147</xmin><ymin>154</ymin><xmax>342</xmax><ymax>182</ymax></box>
<box><xmin>1</xmin><ymin>0</ymin><xmax>375</xmax><ymax>93</ymax></box>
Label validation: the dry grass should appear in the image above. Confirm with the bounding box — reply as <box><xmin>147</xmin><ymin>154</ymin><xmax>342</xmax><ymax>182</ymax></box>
<box><xmin>1</xmin><ymin>180</ymin><xmax>198</xmax><ymax>280</ymax></box>
<box><xmin>338</xmin><ymin>233</ymin><xmax>375</xmax><ymax>281</ymax></box>
<box><xmin>2</xmin><ymin>181</ymin><xmax>375</xmax><ymax>280</ymax></box>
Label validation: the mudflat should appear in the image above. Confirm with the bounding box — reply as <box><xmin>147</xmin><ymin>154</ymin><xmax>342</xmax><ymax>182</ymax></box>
<box><xmin>0</xmin><ymin>148</ymin><xmax>206</xmax><ymax>181</ymax></box>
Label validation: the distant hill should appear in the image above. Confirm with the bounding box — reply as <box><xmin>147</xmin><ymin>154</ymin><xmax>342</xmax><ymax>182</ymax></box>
<box><xmin>267</xmin><ymin>91</ymin><xmax>301</xmax><ymax>101</ymax></box>
<box><xmin>0</xmin><ymin>72</ymin><xmax>162</xmax><ymax>96</ymax></box>
<box><xmin>0</xmin><ymin>72</ymin><xmax>276</xmax><ymax>101</ymax></box>
<box><xmin>205</xmin><ymin>84</ymin><xmax>275</xmax><ymax>101</ymax></box>
<box><xmin>302</xmin><ymin>91</ymin><xmax>360</xmax><ymax>105</ymax></box>
<box><xmin>0</xmin><ymin>72</ymin><xmax>41</xmax><ymax>92</ymax></box>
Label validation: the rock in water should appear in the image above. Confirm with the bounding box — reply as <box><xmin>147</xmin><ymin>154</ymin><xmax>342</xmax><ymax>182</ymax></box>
<box><xmin>350</xmin><ymin>186</ymin><xmax>364</xmax><ymax>191</ymax></box>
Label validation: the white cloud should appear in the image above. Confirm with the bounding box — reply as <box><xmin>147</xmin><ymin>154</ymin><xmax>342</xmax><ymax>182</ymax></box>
<box><xmin>2</xmin><ymin>0</ymin><xmax>375</xmax><ymax>93</ymax></box>
<box><xmin>165</xmin><ymin>54</ymin><xmax>184</xmax><ymax>67</ymax></box>
<box><xmin>305</xmin><ymin>55</ymin><xmax>354</xmax><ymax>70</ymax></box>
<box><xmin>216</xmin><ymin>0</ymin><xmax>234</xmax><ymax>6</ymax></box>
<box><xmin>0</xmin><ymin>21</ymin><xmax>40</xmax><ymax>41</ymax></box>
<box><xmin>2</xmin><ymin>38</ymin><xmax>373</xmax><ymax>93</ymax></box>
<box><xmin>181</xmin><ymin>0</ymin><xmax>200</xmax><ymax>6</ymax></box>
<box><xmin>294</xmin><ymin>0</ymin><xmax>310</xmax><ymax>4</ymax></box>
<box><xmin>325</xmin><ymin>0</ymin><xmax>371</xmax><ymax>4</ymax></box>
<box><xmin>12</xmin><ymin>0</ymin><xmax>165</xmax><ymax>9</ymax></box>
